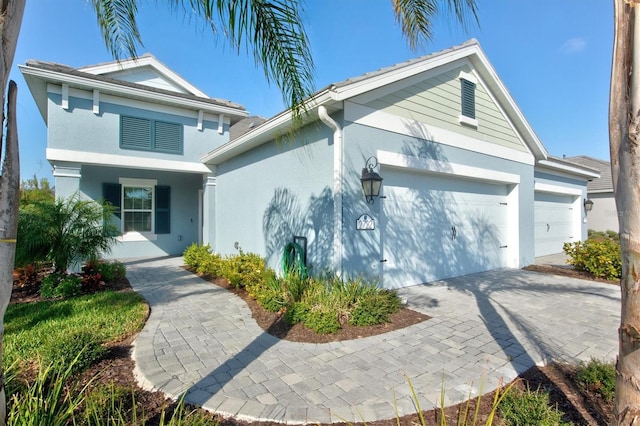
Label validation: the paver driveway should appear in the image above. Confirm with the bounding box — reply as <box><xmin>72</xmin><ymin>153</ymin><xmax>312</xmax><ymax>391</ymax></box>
<box><xmin>127</xmin><ymin>257</ymin><xmax>619</xmax><ymax>424</ymax></box>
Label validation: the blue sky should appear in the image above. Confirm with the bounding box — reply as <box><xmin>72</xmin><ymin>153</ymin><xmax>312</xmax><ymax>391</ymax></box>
<box><xmin>11</xmin><ymin>0</ymin><xmax>613</xmax><ymax>182</ymax></box>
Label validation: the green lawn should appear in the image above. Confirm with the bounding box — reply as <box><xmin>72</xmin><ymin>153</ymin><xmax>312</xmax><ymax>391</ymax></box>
<box><xmin>4</xmin><ymin>290</ymin><xmax>148</xmax><ymax>368</ymax></box>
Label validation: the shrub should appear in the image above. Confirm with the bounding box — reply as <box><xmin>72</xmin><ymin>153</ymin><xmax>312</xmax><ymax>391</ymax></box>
<box><xmin>40</xmin><ymin>273</ymin><xmax>82</xmax><ymax>299</ymax></box>
<box><xmin>576</xmin><ymin>358</ymin><xmax>616</xmax><ymax>402</ymax></box>
<box><xmin>350</xmin><ymin>290</ymin><xmax>401</xmax><ymax>326</ymax></box>
<box><xmin>499</xmin><ymin>386</ymin><xmax>570</xmax><ymax>425</ymax></box>
<box><xmin>16</xmin><ymin>196</ymin><xmax>119</xmax><ymax>273</ymax></box>
<box><xmin>284</xmin><ymin>302</ymin><xmax>309</xmax><ymax>325</ymax></box>
<box><xmin>41</xmin><ymin>330</ymin><xmax>107</xmax><ymax>374</ymax></box>
<box><xmin>563</xmin><ymin>238</ymin><xmax>621</xmax><ymax>280</ymax></box>
<box><xmin>97</xmin><ymin>260</ymin><xmax>126</xmax><ymax>282</ymax></box>
<box><xmin>305</xmin><ymin>306</ymin><xmax>340</xmax><ymax>334</ymax></box>
<box><xmin>183</xmin><ymin>243</ymin><xmax>212</xmax><ymax>270</ymax></box>
<box><xmin>221</xmin><ymin>251</ymin><xmax>270</xmax><ymax>288</ymax></box>
<box><xmin>197</xmin><ymin>252</ymin><xmax>225</xmax><ymax>276</ymax></box>
<box><xmin>248</xmin><ymin>274</ymin><xmax>286</xmax><ymax>312</ymax></box>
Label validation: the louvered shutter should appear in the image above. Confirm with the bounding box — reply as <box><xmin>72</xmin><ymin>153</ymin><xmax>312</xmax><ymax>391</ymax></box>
<box><xmin>103</xmin><ymin>183</ymin><xmax>122</xmax><ymax>219</ymax></box>
<box><xmin>461</xmin><ymin>79</ymin><xmax>476</xmax><ymax>119</ymax></box>
<box><xmin>154</xmin><ymin>121</ymin><xmax>183</xmax><ymax>154</ymax></box>
<box><xmin>120</xmin><ymin>116</ymin><xmax>152</xmax><ymax>150</ymax></box>
<box><xmin>155</xmin><ymin>186</ymin><xmax>170</xmax><ymax>234</ymax></box>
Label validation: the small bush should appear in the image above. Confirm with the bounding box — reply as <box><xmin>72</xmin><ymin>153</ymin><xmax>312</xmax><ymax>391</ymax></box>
<box><xmin>576</xmin><ymin>358</ymin><xmax>616</xmax><ymax>402</ymax></box>
<box><xmin>41</xmin><ymin>330</ymin><xmax>107</xmax><ymax>374</ymax></box>
<box><xmin>563</xmin><ymin>238</ymin><xmax>621</xmax><ymax>280</ymax></box>
<box><xmin>40</xmin><ymin>273</ymin><xmax>82</xmax><ymax>299</ymax></box>
<box><xmin>350</xmin><ymin>291</ymin><xmax>401</xmax><ymax>326</ymax></box>
<box><xmin>221</xmin><ymin>251</ymin><xmax>270</xmax><ymax>288</ymax></box>
<box><xmin>183</xmin><ymin>243</ymin><xmax>212</xmax><ymax>271</ymax></box>
<box><xmin>248</xmin><ymin>274</ymin><xmax>286</xmax><ymax>313</ymax></box>
<box><xmin>97</xmin><ymin>260</ymin><xmax>126</xmax><ymax>282</ymax></box>
<box><xmin>499</xmin><ymin>386</ymin><xmax>570</xmax><ymax>425</ymax></box>
<box><xmin>197</xmin><ymin>252</ymin><xmax>225</xmax><ymax>276</ymax></box>
<box><xmin>284</xmin><ymin>302</ymin><xmax>309</xmax><ymax>325</ymax></box>
<box><xmin>305</xmin><ymin>306</ymin><xmax>340</xmax><ymax>334</ymax></box>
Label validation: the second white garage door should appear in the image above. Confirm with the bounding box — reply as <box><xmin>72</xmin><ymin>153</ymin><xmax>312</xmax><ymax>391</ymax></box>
<box><xmin>381</xmin><ymin>168</ymin><xmax>511</xmax><ymax>289</ymax></box>
<box><xmin>534</xmin><ymin>192</ymin><xmax>577</xmax><ymax>257</ymax></box>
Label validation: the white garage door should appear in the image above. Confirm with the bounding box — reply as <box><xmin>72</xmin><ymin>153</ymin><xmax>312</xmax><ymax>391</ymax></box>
<box><xmin>534</xmin><ymin>192</ymin><xmax>575</xmax><ymax>257</ymax></box>
<box><xmin>381</xmin><ymin>168</ymin><xmax>510</xmax><ymax>289</ymax></box>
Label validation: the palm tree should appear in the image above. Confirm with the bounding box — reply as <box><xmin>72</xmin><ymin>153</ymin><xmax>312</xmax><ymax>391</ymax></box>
<box><xmin>0</xmin><ymin>0</ymin><xmax>480</xmax><ymax>423</ymax></box>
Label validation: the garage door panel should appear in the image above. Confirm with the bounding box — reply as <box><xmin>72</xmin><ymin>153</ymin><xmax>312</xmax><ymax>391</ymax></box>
<box><xmin>381</xmin><ymin>169</ymin><xmax>510</xmax><ymax>288</ymax></box>
<box><xmin>534</xmin><ymin>193</ymin><xmax>575</xmax><ymax>257</ymax></box>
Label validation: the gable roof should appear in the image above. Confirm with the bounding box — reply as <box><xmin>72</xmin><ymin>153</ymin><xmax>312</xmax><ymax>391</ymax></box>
<box><xmin>77</xmin><ymin>53</ymin><xmax>209</xmax><ymax>97</ymax></box>
<box><xmin>20</xmin><ymin>56</ymin><xmax>247</xmax><ymax>124</ymax></box>
<box><xmin>565</xmin><ymin>155</ymin><xmax>613</xmax><ymax>192</ymax></box>
<box><xmin>202</xmin><ymin>39</ymin><xmax>548</xmax><ymax>165</ymax></box>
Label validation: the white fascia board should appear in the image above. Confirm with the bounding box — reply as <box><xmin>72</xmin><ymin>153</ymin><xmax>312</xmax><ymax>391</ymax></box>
<box><xmin>47</xmin><ymin>148</ymin><xmax>211</xmax><ymax>174</ymax></box>
<box><xmin>345</xmin><ymin>101</ymin><xmax>535</xmax><ymax>166</ymax></box>
<box><xmin>201</xmin><ymin>91</ymin><xmax>334</xmax><ymax>164</ymax></box>
<box><xmin>50</xmin><ymin>84</ymin><xmax>231</xmax><ymax>124</ymax></box>
<box><xmin>23</xmin><ymin>65</ymin><xmax>246</xmax><ymax>118</ymax></box>
<box><xmin>378</xmin><ymin>150</ymin><xmax>521</xmax><ymax>184</ymax></box>
<box><xmin>537</xmin><ymin>159</ymin><xmax>601</xmax><ymax>179</ymax></box>
<box><xmin>78</xmin><ymin>55</ymin><xmax>209</xmax><ymax>98</ymax></box>
<box><xmin>534</xmin><ymin>182</ymin><xmax>582</xmax><ymax>196</ymax></box>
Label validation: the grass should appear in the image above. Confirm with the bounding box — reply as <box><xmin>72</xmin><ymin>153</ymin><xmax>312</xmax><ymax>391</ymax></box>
<box><xmin>499</xmin><ymin>386</ymin><xmax>571</xmax><ymax>425</ymax></box>
<box><xmin>4</xmin><ymin>290</ymin><xmax>148</xmax><ymax>368</ymax></box>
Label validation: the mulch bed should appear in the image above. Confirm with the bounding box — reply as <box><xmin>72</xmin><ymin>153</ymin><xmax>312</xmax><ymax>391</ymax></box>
<box><xmin>10</xmin><ymin>264</ymin><xmax>615</xmax><ymax>425</ymax></box>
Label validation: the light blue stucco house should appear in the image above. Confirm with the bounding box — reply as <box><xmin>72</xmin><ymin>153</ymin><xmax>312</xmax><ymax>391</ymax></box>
<box><xmin>21</xmin><ymin>40</ymin><xmax>599</xmax><ymax>289</ymax></box>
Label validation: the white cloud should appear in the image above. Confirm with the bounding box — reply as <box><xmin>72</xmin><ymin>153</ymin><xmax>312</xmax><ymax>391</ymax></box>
<box><xmin>559</xmin><ymin>37</ymin><xmax>587</xmax><ymax>54</ymax></box>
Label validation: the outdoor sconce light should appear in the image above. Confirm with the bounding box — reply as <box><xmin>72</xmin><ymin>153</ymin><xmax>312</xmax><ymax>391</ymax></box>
<box><xmin>584</xmin><ymin>198</ymin><xmax>594</xmax><ymax>212</ymax></box>
<box><xmin>361</xmin><ymin>156</ymin><xmax>383</xmax><ymax>204</ymax></box>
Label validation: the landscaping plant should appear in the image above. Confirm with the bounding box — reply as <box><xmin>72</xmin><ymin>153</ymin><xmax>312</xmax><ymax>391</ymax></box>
<box><xmin>576</xmin><ymin>358</ymin><xmax>616</xmax><ymax>402</ymax></box>
<box><xmin>563</xmin><ymin>238</ymin><xmax>622</xmax><ymax>280</ymax></box>
<box><xmin>16</xmin><ymin>195</ymin><xmax>120</xmax><ymax>273</ymax></box>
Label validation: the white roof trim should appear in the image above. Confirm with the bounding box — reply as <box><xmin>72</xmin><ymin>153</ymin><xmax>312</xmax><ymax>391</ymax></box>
<box><xmin>47</xmin><ymin>148</ymin><xmax>212</xmax><ymax>174</ymax></box>
<box><xmin>202</xmin><ymin>40</ymin><xmax>549</xmax><ymax>165</ymax></box>
<box><xmin>534</xmin><ymin>182</ymin><xmax>582</xmax><ymax>196</ymax></box>
<box><xmin>78</xmin><ymin>54</ymin><xmax>209</xmax><ymax>98</ymax></box>
<box><xmin>537</xmin><ymin>159</ymin><xmax>601</xmax><ymax>179</ymax></box>
<box><xmin>20</xmin><ymin>64</ymin><xmax>247</xmax><ymax>118</ymax></box>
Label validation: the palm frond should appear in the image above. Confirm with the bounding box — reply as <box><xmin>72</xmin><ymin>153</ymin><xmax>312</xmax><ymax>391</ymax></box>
<box><xmin>391</xmin><ymin>0</ymin><xmax>479</xmax><ymax>50</ymax></box>
<box><xmin>92</xmin><ymin>0</ymin><xmax>143</xmax><ymax>60</ymax></box>
<box><xmin>214</xmin><ymin>0</ymin><xmax>315</xmax><ymax>120</ymax></box>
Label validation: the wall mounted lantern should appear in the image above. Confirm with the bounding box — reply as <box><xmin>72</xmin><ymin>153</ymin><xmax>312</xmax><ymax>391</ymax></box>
<box><xmin>584</xmin><ymin>198</ymin><xmax>594</xmax><ymax>212</ymax></box>
<box><xmin>361</xmin><ymin>156</ymin><xmax>383</xmax><ymax>204</ymax></box>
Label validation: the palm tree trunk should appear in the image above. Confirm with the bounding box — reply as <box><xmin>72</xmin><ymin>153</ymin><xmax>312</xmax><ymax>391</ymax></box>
<box><xmin>0</xmin><ymin>2</ymin><xmax>26</xmax><ymax>424</ymax></box>
<box><xmin>611</xmin><ymin>0</ymin><xmax>640</xmax><ymax>423</ymax></box>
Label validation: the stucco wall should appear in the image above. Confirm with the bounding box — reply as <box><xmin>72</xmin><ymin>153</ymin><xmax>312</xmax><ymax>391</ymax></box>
<box><xmin>587</xmin><ymin>192</ymin><xmax>618</xmax><ymax>233</ymax></box>
<box><xmin>214</xmin><ymin>122</ymin><xmax>335</xmax><ymax>274</ymax></box>
<box><xmin>47</xmin><ymin>91</ymin><xmax>227</xmax><ymax>163</ymax></box>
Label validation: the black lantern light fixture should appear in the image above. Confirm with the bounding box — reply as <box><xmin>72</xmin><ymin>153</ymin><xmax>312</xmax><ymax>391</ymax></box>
<box><xmin>361</xmin><ymin>156</ymin><xmax>383</xmax><ymax>204</ymax></box>
<box><xmin>584</xmin><ymin>198</ymin><xmax>594</xmax><ymax>212</ymax></box>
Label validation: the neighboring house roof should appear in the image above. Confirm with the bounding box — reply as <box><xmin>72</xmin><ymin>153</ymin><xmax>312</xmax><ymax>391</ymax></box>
<box><xmin>20</xmin><ymin>57</ymin><xmax>248</xmax><ymax>125</ymax></box>
<box><xmin>230</xmin><ymin>116</ymin><xmax>268</xmax><ymax>140</ymax></box>
<box><xmin>564</xmin><ymin>155</ymin><xmax>613</xmax><ymax>193</ymax></box>
<box><xmin>202</xmin><ymin>39</ymin><xmax>549</xmax><ymax>165</ymax></box>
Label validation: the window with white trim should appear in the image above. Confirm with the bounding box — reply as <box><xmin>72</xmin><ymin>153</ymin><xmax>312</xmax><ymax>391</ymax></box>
<box><xmin>123</xmin><ymin>185</ymin><xmax>153</xmax><ymax>232</ymax></box>
<box><xmin>103</xmin><ymin>178</ymin><xmax>170</xmax><ymax>240</ymax></box>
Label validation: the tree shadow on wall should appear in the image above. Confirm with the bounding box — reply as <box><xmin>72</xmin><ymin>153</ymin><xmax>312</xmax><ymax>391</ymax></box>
<box><xmin>262</xmin><ymin>187</ymin><xmax>334</xmax><ymax>275</ymax></box>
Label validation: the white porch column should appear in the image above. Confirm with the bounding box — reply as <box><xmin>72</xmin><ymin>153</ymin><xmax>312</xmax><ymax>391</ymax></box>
<box><xmin>202</xmin><ymin>168</ymin><xmax>217</xmax><ymax>249</ymax></box>
<box><xmin>52</xmin><ymin>164</ymin><xmax>81</xmax><ymax>199</ymax></box>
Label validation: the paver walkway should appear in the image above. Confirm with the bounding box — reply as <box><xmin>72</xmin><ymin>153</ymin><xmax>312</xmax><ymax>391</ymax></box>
<box><xmin>127</xmin><ymin>256</ymin><xmax>620</xmax><ymax>424</ymax></box>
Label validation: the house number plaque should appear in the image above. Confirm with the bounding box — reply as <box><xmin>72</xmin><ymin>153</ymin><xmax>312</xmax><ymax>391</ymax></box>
<box><xmin>356</xmin><ymin>214</ymin><xmax>375</xmax><ymax>230</ymax></box>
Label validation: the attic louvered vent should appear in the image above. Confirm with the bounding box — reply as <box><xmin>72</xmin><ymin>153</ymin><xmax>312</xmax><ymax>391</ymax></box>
<box><xmin>120</xmin><ymin>115</ymin><xmax>183</xmax><ymax>154</ymax></box>
<box><xmin>461</xmin><ymin>79</ymin><xmax>476</xmax><ymax>119</ymax></box>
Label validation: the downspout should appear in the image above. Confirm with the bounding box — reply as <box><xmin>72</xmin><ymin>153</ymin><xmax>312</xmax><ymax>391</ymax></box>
<box><xmin>318</xmin><ymin>106</ymin><xmax>343</xmax><ymax>277</ymax></box>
